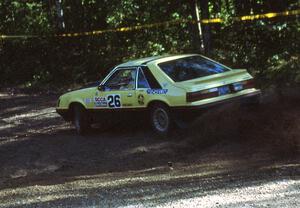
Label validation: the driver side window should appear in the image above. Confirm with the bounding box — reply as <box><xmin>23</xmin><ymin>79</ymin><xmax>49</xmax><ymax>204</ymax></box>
<box><xmin>104</xmin><ymin>68</ymin><xmax>137</xmax><ymax>91</ymax></box>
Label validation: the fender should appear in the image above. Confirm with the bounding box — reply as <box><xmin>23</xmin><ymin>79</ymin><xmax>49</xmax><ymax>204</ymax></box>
<box><xmin>68</xmin><ymin>99</ymin><xmax>87</xmax><ymax>109</ymax></box>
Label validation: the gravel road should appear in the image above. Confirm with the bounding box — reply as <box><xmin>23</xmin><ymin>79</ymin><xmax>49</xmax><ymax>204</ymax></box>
<box><xmin>0</xmin><ymin>92</ymin><xmax>299</xmax><ymax>207</ymax></box>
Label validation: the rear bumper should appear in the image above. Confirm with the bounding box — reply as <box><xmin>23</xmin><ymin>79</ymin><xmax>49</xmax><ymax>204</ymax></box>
<box><xmin>171</xmin><ymin>90</ymin><xmax>261</xmax><ymax>113</ymax></box>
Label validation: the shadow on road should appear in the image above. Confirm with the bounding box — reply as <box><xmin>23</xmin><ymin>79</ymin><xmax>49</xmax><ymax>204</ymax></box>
<box><xmin>0</xmin><ymin>92</ymin><xmax>299</xmax><ymax>207</ymax></box>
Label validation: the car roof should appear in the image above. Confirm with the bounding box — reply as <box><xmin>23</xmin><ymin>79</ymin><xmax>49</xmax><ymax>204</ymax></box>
<box><xmin>116</xmin><ymin>56</ymin><xmax>166</xmax><ymax>68</ymax></box>
<box><xmin>116</xmin><ymin>54</ymin><xmax>199</xmax><ymax>68</ymax></box>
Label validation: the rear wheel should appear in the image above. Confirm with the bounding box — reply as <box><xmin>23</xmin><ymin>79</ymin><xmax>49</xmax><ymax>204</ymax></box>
<box><xmin>174</xmin><ymin>115</ymin><xmax>197</xmax><ymax>129</ymax></box>
<box><xmin>150</xmin><ymin>104</ymin><xmax>172</xmax><ymax>137</ymax></box>
<box><xmin>241</xmin><ymin>95</ymin><xmax>261</xmax><ymax>109</ymax></box>
<box><xmin>72</xmin><ymin>104</ymin><xmax>90</xmax><ymax>135</ymax></box>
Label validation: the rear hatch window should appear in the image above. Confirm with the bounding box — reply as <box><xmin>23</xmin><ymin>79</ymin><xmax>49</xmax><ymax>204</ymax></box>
<box><xmin>158</xmin><ymin>55</ymin><xmax>230</xmax><ymax>82</ymax></box>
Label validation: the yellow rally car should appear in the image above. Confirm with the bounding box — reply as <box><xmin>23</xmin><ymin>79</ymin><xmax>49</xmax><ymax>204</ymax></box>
<box><xmin>56</xmin><ymin>54</ymin><xmax>261</xmax><ymax>135</ymax></box>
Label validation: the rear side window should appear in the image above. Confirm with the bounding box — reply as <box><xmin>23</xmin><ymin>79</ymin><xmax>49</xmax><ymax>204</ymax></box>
<box><xmin>141</xmin><ymin>66</ymin><xmax>162</xmax><ymax>89</ymax></box>
<box><xmin>158</xmin><ymin>55</ymin><xmax>230</xmax><ymax>82</ymax></box>
<box><xmin>137</xmin><ymin>68</ymin><xmax>150</xmax><ymax>88</ymax></box>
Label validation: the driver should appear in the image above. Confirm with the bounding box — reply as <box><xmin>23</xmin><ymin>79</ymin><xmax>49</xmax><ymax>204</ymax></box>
<box><xmin>120</xmin><ymin>70</ymin><xmax>136</xmax><ymax>90</ymax></box>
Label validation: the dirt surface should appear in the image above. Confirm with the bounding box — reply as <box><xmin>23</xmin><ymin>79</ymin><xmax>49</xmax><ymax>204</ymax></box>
<box><xmin>0</xmin><ymin>91</ymin><xmax>299</xmax><ymax>207</ymax></box>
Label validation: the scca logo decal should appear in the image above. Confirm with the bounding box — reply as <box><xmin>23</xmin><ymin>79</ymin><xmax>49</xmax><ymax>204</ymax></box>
<box><xmin>94</xmin><ymin>96</ymin><xmax>108</xmax><ymax>107</ymax></box>
<box><xmin>94</xmin><ymin>97</ymin><xmax>106</xmax><ymax>102</ymax></box>
<box><xmin>147</xmin><ymin>89</ymin><xmax>168</xmax><ymax>94</ymax></box>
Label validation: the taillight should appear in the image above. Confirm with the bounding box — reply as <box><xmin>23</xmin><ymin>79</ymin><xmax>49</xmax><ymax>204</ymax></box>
<box><xmin>242</xmin><ymin>79</ymin><xmax>255</xmax><ymax>89</ymax></box>
<box><xmin>186</xmin><ymin>88</ymin><xmax>219</xmax><ymax>102</ymax></box>
<box><xmin>186</xmin><ymin>79</ymin><xmax>256</xmax><ymax>102</ymax></box>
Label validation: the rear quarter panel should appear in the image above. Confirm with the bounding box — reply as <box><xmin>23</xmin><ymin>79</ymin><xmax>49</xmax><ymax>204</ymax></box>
<box><xmin>146</xmin><ymin>63</ymin><xmax>187</xmax><ymax>107</ymax></box>
<box><xmin>147</xmin><ymin>60</ymin><xmax>259</xmax><ymax>108</ymax></box>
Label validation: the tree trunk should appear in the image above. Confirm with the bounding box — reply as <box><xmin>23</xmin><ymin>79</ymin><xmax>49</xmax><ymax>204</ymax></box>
<box><xmin>188</xmin><ymin>0</ymin><xmax>203</xmax><ymax>53</ymax></box>
<box><xmin>199</xmin><ymin>0</ymin><xmax>212</xmax><ymax>55</ymax></box>
<box><xmin>55</xmin><ymin>0</ymin><xmax>65</xmax><ymax>31</ymax></box>
<box><xmin>212</xmin><ymin>0</ymin><xmax>221</xmax><ymax>39</ymax></box>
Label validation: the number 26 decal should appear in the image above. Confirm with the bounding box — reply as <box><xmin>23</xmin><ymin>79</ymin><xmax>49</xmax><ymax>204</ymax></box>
<box><xmin>107</xmin><ymin>95</ymin><xmax>121</xmax><ymax>108</ymax></box>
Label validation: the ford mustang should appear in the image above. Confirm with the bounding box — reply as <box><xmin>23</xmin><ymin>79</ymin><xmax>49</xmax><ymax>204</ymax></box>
<box><xmin>56</xmin><ymin>54</ymin><xmax>261</xmax><ymax>135</ymax></box>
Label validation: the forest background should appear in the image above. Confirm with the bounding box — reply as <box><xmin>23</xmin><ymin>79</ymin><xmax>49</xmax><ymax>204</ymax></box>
<box><xmin>0</xmin><ymin>0</ymin><xmax>299</xmax><ymax>91</ymax></box>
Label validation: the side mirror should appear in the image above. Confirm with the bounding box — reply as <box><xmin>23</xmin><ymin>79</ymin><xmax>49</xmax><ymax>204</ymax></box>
<box><xmin>97</xmin><ymin>84</ymin><xmax>105</xmax><ymax>91</ymax></box>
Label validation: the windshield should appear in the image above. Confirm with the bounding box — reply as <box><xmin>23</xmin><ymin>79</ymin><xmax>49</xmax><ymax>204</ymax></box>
<box><xmin>158</xmin><ymin>55</ymin><xmax>230</xmax><ymax>82</ymax></box>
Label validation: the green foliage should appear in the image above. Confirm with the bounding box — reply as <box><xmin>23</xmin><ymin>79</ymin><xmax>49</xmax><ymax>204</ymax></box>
<box><xmin>266</xmin><ymin>55</ymin><xmax>300</xmax><ymax>86</ymax></box>
<box><xmin>0</xmin><ymin>0</ymin><xmax>299</xmax><ymax>90</ymax></box>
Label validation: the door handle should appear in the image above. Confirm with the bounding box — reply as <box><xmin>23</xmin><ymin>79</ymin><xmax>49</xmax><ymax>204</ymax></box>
<box><xmin>127</xmin><ymin>93</ymin><xmax>133</xmax><ymax>97</ymax></box>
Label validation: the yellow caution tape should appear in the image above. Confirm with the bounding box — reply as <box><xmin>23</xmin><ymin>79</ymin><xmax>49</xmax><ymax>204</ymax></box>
<box><xmin>202</xmin><ymin>18</ymin><xmax>223</xmax><ymax>24</ymax></box>
<box><xmin>239</xmin><ymin>9</ymin><xmax>300</xmax><ymax>21</ymax></box>
<box><xmin>55</xmin><ymin>9</ymin><xmax>300</xmax><ymax>37</ymax></box>
<box><xmin>1</xmin><ymin>9</ymin><xmax>299</xmax><ymax>39</ymax></box>
<box><xmin>0</xmin><ymin>35</ymin><xmax>38</xmax><ymax>39</ymax></box>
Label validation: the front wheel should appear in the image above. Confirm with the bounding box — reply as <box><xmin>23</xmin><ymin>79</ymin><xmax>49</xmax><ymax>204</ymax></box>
<box><xmin>73</xmin><ymin>105</ymin><xmax>90</xmax><ymax>135</ymax></box>
<box><xmin>150</xmin><ymin>104</ymin><xmax>172</xmax><ymax>137</ymax></box>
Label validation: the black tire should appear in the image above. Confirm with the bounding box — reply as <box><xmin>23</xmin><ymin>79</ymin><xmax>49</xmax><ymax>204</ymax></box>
<box><xmin>150</xmin><ymin>103</ymin><xmax>172</xmax><ymax>137</ymax></box>
<box><xmin>72</xmin><ymin>104</ymin><xmax>90</xmax><ymax>135</ymax></box>
<box><xmin>241</xmin><ymin>95</ymin><xmax>261</xmax><ymax>109</ymax></box>
<box><xmin>174</xmin><ymin>116</ymin><xmax>197</xmax><ymax>129</ymax></box>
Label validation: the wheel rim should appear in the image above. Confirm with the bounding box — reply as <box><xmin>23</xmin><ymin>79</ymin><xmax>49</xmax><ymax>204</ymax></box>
<box><xmin>153</xmin><ymin>108</ymin><xmax>169</xmax><ymax>132</ymax></box>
